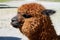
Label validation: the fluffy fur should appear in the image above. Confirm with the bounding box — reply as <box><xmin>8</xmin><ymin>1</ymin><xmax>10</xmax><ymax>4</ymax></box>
<box><xmin>17</xmin><ymin>3</ymin><xmax>59</xmax><ymax>40</ymax></box>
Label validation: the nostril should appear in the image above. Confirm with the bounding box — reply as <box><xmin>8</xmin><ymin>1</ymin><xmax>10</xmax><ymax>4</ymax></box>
<box><xmin>12</xmin><ymin>18</ymin><xmax>17</xmax><ymax>22</ymax></box>
<box><xmin>11</xmin><ymin>16</ymin><xmax>18</xmax><ymax>22</ymax></box>
<box><xmin>12</xmin><ymin>20</ymin><xmax>15</xmax><ymax>22</ymax></box>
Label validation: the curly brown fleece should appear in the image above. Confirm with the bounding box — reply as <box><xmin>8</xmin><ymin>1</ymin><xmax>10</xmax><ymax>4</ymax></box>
<box><xmin>17</xmin><ymin>3</ymin><xmax>58</xmax><ymax>40</ymax></box>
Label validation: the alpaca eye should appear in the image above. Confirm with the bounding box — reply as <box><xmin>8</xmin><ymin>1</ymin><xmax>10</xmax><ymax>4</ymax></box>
<box><xmin>22</xmin><ymin>14</ymin><xmax>32</xmax><ymax>18</ymax></box>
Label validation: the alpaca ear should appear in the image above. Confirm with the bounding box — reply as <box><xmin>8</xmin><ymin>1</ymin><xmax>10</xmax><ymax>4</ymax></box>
<box><xmin>42</xmin><ymin>9</ymin><xmax>56</xmax><ymax>16</ymax></box>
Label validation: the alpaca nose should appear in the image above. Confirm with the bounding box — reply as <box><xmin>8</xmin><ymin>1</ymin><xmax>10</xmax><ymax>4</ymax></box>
<box><xmin>11</xmin><ymin>16</ymin><xmax>18</xmax><ymax>22</ymax></box>
<box><xmin>11</xmin><ymin>16</ymin><xmax>20</xmax><ymax>28</ymax></box>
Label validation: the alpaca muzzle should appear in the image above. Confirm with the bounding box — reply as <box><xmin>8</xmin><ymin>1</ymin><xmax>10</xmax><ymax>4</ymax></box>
<box><xmin>11</xmin><ymin>16</ymin><xmax>20</xmax><ymax>28</ymax></box>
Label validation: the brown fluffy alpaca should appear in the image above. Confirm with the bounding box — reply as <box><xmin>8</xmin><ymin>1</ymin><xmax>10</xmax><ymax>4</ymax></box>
<box><xmin>11</xmin><ymin>3</ymin><xmax>60</xmax><ymax>40</ymax></box>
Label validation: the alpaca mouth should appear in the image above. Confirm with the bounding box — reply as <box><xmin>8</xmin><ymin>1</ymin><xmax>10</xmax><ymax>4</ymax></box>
<box><xmin>11</xmin><ymin>21</ymin><xmax>23</xmax><ymax>28</ymax></box>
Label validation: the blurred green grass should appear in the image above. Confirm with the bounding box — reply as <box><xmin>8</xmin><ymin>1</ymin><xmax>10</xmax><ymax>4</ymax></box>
<box><xmin>0</xmin><ymin>0</ymin><xmax>60</xmax><ymax>2</ymax></box>
<box><xmin>0</xmin><ymin>0</ymin><xmax>10</xmax><ymax>2</ymax></box>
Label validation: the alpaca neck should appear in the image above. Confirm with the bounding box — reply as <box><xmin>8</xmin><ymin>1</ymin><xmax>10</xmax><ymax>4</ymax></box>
<box><xmin>29</xmin><ymin>25</ymin><xmax>58</xmax><ymax>40</ymax></box>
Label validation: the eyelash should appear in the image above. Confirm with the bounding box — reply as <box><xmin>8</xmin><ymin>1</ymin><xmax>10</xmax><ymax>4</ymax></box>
<box><xmin>22</xmin><ymin>14</ymin><xmax>32</xmax><ymax>18</ymax></box>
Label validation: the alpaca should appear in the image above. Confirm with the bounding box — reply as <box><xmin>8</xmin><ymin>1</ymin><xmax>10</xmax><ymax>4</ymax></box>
<box><xmin>11</xmin><ymin>3</ymin><xmax>60</xmax><ymax>40</ymax></box>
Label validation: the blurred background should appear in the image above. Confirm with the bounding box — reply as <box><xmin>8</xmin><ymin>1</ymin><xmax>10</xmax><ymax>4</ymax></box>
<box><xmin>0</xmin><ymin>0</ymin><xmax>60</xmax><ymax>2</ymax></box>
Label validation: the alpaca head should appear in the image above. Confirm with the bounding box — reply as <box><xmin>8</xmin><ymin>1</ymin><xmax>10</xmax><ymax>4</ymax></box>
<box><xmin>11</xmin><ymin>3</ymin><xmax>56</xmax><ymax>39</ymax></box>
